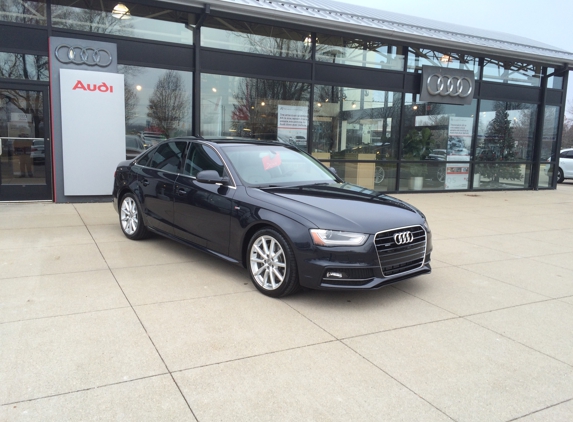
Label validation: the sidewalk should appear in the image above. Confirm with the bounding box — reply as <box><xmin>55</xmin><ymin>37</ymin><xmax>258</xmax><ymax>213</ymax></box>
<box><xmin>1</xmin><ymin>185</ymin><xmax>573</xmax><ymax>421</ymax></box>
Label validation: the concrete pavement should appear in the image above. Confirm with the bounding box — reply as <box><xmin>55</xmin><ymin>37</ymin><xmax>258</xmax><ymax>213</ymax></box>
<box><xmin>1</xmin><ymin>184</ymin><xmax>573</xmax><ymax>421</ymax></box>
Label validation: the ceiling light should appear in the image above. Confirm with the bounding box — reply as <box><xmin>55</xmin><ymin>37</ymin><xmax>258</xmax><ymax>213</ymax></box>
<box><xmin>112</xmin><ymin>3</ymin><xmax>131</xmax><ymax>19</ymax></box>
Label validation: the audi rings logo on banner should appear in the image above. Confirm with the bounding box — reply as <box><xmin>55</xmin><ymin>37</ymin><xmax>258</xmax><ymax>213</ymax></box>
<box><xmin>426</xmin><ymin>74</ymin><xmax>473</xmax><ymax>98</ymax></box>
<box><xmin>393</xmin><ymin>231</ymin><xmax>414</xmax><ymax>245</ymax></box>
<box><xmin>55</xmin><ymin>45</ymin><xmax>113</xmax><ymax>67</ymax></box>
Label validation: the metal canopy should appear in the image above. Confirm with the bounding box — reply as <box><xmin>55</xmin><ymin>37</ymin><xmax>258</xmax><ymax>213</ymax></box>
<box><xmin>165</xmin><ymin>0</ymin><xmax>573</xmax><ymax>68</ymax></box>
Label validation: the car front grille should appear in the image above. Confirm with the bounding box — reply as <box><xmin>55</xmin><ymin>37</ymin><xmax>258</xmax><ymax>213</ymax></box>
<box><xmin>375</xmin><ymin>225</ymin><xmax>427</xmax><ymax>277</ymax></box>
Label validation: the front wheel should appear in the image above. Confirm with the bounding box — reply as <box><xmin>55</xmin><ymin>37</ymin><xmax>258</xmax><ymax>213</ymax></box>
<box><xmin>557</xmin><ymin>167</ymin><xmax>564</xmax><ymax>183</ymax></box>
<box><xmin>119</xmin><ymin>193</ymin><xmax>149</xmax><ymax>240</ymax></box>
<box><xmin>247</xmin><ymin>229</ymin><xmax>300</xmax><ymax>297</ymax></box>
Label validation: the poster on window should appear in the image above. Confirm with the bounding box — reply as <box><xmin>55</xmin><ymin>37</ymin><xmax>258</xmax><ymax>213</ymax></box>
<box><xmin>445</xmin><ymin>117</ymin><xmax>472</xmax><ymax>190</ymax></box>
<box><xmin>277</xmin><ymin>105</ymin><xmax>308</xmax><ymax>148</ymax></box>
<box><xmin>447</xmin><ymin>117</ymin><xmax>472</xmax><ymax>156</ymax></box>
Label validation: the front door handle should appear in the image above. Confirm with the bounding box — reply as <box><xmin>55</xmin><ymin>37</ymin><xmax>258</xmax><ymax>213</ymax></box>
<box><xmin>142</xmin><ymin>179</ymin><xmax>150</xmax><ymax>186</ymax></box>
<box><xmin>177</xmin><ymin>188</ymin><xmax>187</xmax><ymax>196</ymax></box>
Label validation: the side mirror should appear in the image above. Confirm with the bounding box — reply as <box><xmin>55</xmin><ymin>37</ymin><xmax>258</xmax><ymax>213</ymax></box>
<box><xmin>196</xmin><ymin>169</ymin><xmax>230</xmax><ymax>185</ymax></box>
<box><xmin>328</xmin><ymin>167</ymin><xmax>337</xmax><ymax>175</ymax></box>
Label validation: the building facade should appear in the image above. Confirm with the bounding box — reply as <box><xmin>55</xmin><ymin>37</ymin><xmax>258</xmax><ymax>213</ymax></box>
<box><xmin>1</xmin><ymin>0</ymin><xmax>572</xmax><ymax>202</ymax></box>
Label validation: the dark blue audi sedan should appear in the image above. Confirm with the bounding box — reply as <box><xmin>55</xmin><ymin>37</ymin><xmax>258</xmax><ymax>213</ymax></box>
<box><xmin>113</xmin><ymin>137</ymin><xmax>432</xmax><ymax>297</ymax></box>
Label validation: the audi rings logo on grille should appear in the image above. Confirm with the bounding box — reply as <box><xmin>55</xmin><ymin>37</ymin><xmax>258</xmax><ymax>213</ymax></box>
<box><xmin>426</xmin><ymin>74</ymin><xmax>473</xmax><ymax>98</ymax></box>
<box><xmin>55</xmin><ymin>45</ymin><xmax>113</xmax><ymax>67</ymax></box>
<box><xmin>393</xmin><ymin>231</ymin><xmax>414</xmax><ymax>245</ymax></box>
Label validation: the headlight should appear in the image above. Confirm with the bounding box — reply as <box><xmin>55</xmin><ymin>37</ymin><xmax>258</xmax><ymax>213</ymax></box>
<box><xmin>310</xmin><ymin>229</ymin><xmax>368</xmax><ymax>246</ymax></box>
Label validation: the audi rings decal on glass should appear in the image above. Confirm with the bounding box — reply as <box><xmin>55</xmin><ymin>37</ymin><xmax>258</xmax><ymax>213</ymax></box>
<box><xmin>55</xmin><ymin>45</ymin><xmax>113</xmax><ymax>67</ymax></box>
<box><xmin>393</xmin><ymin>231</ymin><xmax>414</xmax><ymax>245</ymax></box>
<box><xmin>426</xmin><ymin>74</ymin><xmax>473</xmax><ymax>98</ymax></box>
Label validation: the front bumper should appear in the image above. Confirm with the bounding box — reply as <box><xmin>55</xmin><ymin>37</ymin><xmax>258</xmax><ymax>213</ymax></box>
<box><xmin>296</xmin><ymin>228</ymin><xmax>432</xmax><ymax>290</ymax></box>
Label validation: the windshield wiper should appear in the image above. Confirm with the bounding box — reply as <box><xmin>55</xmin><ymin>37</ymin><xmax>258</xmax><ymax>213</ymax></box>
<box><xmin>291</xmin><ymin>182</ymin><xmax>333</xmax><ymax>188</ymax></box>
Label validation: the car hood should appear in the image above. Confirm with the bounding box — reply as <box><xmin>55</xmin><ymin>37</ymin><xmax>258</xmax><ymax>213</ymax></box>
<box><xmin>248</xmin><ymin>183</ymin><xmax>426</xmax><ymax>233</ymax></box>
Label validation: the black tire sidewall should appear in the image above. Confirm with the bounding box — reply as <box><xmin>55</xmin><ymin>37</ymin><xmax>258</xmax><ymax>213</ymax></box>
<box><xmin>557</xmin><ymin>168</ymin><xmax>564</xmax><ymax>183</ymax></box>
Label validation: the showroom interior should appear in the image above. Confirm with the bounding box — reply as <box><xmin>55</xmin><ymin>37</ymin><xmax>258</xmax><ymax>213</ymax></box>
<box><xmin>1</xmin><ymin>0</ymin><xmax>572</xmax><ymax>202</ymax></box>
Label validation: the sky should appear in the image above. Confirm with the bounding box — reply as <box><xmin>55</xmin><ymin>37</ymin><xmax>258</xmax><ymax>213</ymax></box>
<box><xmin>348</xmin><ymin>0</ymin><xmax>573</xmax><ymax>114</ymax></box>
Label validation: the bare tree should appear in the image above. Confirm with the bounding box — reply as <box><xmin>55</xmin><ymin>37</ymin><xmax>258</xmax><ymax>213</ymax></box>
<box><xmin>50</xmin><ymin>1</ymin><xmax>132</xmax><ymax>35</ymax></box>
<box><xmin>147</xmin><ymin>71</ymin><xmax>189</xmax><ymax>138</ymax></box>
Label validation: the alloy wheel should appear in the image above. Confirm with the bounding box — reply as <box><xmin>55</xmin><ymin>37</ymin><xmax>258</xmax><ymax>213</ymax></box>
<box><xmin>121</xmin><ymin>196</ymin><xmax>139</xmax><ymax>235</ymax></box>
<box><xmin>249</xmin><ymin>235</ymin><xmax>287</xmax><ymax>290</ymax></box>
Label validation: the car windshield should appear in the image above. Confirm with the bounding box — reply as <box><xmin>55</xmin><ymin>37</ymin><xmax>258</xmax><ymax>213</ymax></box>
<box><xmin>221</xmin><ymin>144</ymin><xmax>337</xmax><ymax>187</ymax></box>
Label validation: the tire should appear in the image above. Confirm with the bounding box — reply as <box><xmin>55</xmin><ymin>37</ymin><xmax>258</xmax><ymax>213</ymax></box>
<box><xmin>557</xmin><ymin>167</ymin><xmax>564</xmax><ymax>183</ymax></box>
<box><xmin>436</xmin><ymin>166</ymin><xmax>446</xmax><ymax>183</ymax></box>
<box><xmin>247</xmin><ymin>229</ymin><xmax>300</xmax><ymax>297</ymax></box>
<box><xmin>119</xmin><ymin>193</ymin><xmax>149</xmax><ymax>240</ymax></box>
<box><xmin>374</xmin><ymin>166</ymin><xmax>385</xmax><ymax>184</ymax></box>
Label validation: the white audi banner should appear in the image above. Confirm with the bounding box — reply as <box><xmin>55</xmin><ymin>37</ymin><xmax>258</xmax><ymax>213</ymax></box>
<box><xmin>60</xmin><ymin>69</ymin><xmax>125</xmax><ymax>195</ymax></box>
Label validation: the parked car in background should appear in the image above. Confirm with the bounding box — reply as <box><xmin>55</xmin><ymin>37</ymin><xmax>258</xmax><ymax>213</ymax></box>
<box><xmin>30</xmin><ymin>139</ymin><xmax>45</xmax><ymax>164</ymax></box>
<box><xmin>546</xmin><ymin>148</ymin><xmax>573</xmax><ymax>183</ymax></box>
<box><xmin>139</xmin><ymin>131</ymin><xmax>166</xmax><ymax>149</ymax></box>
<box><xmin>126</xmin><ymin>135</ymin><xmax>145</xmax><ymax>160</ymax></box>
<box><xmin>113</xmin><ymin>137</ymin><xmax>432</xmax><ymax>297</ymax></box>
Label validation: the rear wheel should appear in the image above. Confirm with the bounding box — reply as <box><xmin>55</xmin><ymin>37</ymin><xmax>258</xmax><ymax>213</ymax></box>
<box><xmin>119</xmin><ymin>193</ymin><xmax>149</xmax><ymax>240</ymax></box>
<box><xmin>557</xmin><ymin>167</ymin><xmax>564</xmax><ymax>183</ymax></box>
<box><xmin>248</xmin><ymin>229</ymin><xmax>300</xmax><ymax>297</ymax></box>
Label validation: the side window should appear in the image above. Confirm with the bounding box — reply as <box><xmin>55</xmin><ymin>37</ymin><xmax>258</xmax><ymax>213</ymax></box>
<box><xmin>184</xmin><ymin>143</ymin><xmax>225</xmax><ymax>177</ymax></box>
<box><xmin>135</xmin><ymin>149</ymin><xmax>152</xmax><ymax>167</ymax></box>
<box><xmin>566</xmin><ymin>151</ymin><xmax>573</xmax><ymax>158</ymax></box>
<box><xmin>149</xmin><ymin>141</ymin><xmax>186</xmax><ymax>173</ymax></box>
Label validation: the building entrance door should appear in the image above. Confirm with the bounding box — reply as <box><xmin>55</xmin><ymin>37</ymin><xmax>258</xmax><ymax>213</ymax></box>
<box><xmin>0</xmin><ymin>85</ymin><xmax>51</xmax><ymax>201</ymax></box>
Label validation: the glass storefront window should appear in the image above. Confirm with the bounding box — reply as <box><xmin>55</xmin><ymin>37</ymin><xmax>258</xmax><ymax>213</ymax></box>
<box><xmin>474</xmin><ymin>163</ymin><xmax>530</xmax><ymax>189</ymax></box>
<box><xmin>0</xmin><ymin>89</ymin><xmax>47</xmax><ymax>186</ymax></box>
<box><xmin>0</xmin><ymin>52</ymin><xmax>48</xmax><ymax>81</ymax></box>
<box><xmin>398</xmin><ymin>162</ymin><xmax>468</xmax><ymax>192</ymax></box>
<box><xmin>483</xmin><ymin>59</ymin><xmax>542</xmax><ymax>86</ymax></box>
<box><xmin>313</xmin><ymin>86</ymin><xmax>402</xmax><ymax>158</ymax></box>
<box><xmin>474</xmin><ymin>100</ymin><xmax>536</xmax><ymax>189</ymax></box>
<box><xmin>316</xmin><ymin>35</ymin><xmax>404</xmax><ymax>70</ymax></box>
<box><xmin>538</xmin><ymin>163</ymin><xmax>554</xmax><ymax>188</ymax></box>
<box><xmin>407</xmin><ymin>48</ymin><xmax>479</xmax><ymax>76</ymax></box>
<box><xmin>400</xmin><ymin>94</ymin><xmax>476</xmax><ymax>191</ymax></box>
<box><xmin>51</xmin><ymin>1</ymin><xmax>194</xmax><ymax>45</ymax></box>
<box><xmin>547</xmin><ymin>67</ymin><xmax>564</xmax><ymax>89</ymax></box>
<box><xmin>202</xmin><ymin>17</ymin><xmax>311</xmax><ymax>59</ymax></box>
<box><xmin>201</xmin><ymin>73</ymin><xmax>310</xmax><ymax>141</ymax></box>
<box><xmin>312</xmin><ymin>86</ymin><xmax>401</xmax><ymax>192</ymax></box>
<box><xmin>118</xmin><ymin>66</ymin><xmax>192</xmax><ymax>153</ymax></box>
<box><xmin>476</xmin><ymin>100</ymin><xmax>537</xmax><ymax>162</ymax></box>
<box><xmin>541</xmin><ymin>105</ymin><xmax>560</xmax><ymax>161</ymax></box>
<box><xmin>538</xmin><ymin>105</ymin><xmax>560</xmax><ymax>188</ymax></box>
<box><xmin>0</xmin><ymin>0</ymin><xmax>46</xmax><ymax>25</ymax></box>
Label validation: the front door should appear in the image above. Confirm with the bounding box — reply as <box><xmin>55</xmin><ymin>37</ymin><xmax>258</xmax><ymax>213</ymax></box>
<box><xmin>0</xmin><ymin>85</ymin><xmax>51</xmax><ymax>201</ymax></box>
